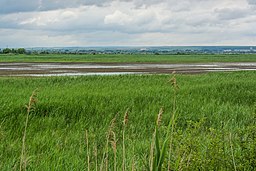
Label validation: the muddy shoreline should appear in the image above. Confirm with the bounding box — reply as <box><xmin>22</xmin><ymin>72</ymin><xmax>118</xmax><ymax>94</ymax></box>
<box><xmin>0</xmin><ymin>62</ymin><xmax>256</xmax><ymax>76</ymax></box>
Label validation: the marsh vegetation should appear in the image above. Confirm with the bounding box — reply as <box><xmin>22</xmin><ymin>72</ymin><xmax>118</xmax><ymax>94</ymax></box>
<box><xmin>0</xmin><ymin>72</ymin><xmax>255</xmax><ymax>170</ymax></box>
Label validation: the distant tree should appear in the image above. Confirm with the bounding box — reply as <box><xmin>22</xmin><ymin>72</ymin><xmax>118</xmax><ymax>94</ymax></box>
<box><xmin>17</xmin><ymin>48</ymin><xmax>26</xmax><ymax>54</ymax></box>
<box><xmin>3</xmin><ymin>48</ymin><xmax>12</xmax><ymax>54</ymax></box>
<box><xmin>40</xmin><ymin>51</ymin><xmax>49</xmax><ymax>54</ymax></box>
<box><xmin>11</xmin><ymin>48</ymin><xmax>17</xmax><ymax>53</ymax></box>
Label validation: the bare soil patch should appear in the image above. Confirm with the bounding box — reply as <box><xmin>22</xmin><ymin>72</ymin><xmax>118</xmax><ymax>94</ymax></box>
<box><xmin>0</xmin><ymin>62</ymin><xmax>256</xmax><ymax>76</ymax></box>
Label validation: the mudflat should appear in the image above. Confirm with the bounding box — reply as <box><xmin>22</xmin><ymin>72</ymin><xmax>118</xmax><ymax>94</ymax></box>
<box><xmin>0</xmin><ymin>62</ymin><xmax>256</xmax><ymax>76</ymax></box>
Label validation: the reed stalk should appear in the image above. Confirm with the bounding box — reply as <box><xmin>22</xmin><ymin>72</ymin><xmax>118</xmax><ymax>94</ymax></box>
<box><xmin>20</xmin><ymin>89</ymin><xmax>37</xmax><ymax>171</ymax></box>
<box><xmin>94</xmin><ymin>142</ymin><xmax>98</xmax><ymax>171</ymax></box>
<box><xmin>86</xmin><ymin>130</ymin><xmax>90</xmax><ymax>171</ymax></box>
<box><xmin>122</xmin><ymin>109</ymin><xmax>129</xmax><ymax>171</ymax></box>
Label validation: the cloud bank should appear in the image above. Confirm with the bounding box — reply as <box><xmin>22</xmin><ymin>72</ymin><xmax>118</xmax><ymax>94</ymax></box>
<box><xmin>0</xmin><ymin>0</ymin><xmax>255</xmax><ymax>47</ymax></box>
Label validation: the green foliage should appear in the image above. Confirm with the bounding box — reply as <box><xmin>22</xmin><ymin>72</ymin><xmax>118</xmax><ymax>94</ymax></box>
<box><xmin>2</xmin><ymin>48</ymin><xmax>26</xmax><ymax>54</ymax></box>
<box><xmin>0</xmin><ymin>53</ymin><xmax>256</xmax><ymax>62</ymax></box>
<box><xmin>17</xmin><ymin>48</ymin><xmax>26</xmax><ymax>54</ymax></box>
<box><xmin>3</xmin><ymin>48</ymin><xmax>12</xmax><ymax>54</ymax></box>
<box><xmin>0</xmin><ymin>72</ymin><xmax>255</xmax><ymax>170</ymax></box>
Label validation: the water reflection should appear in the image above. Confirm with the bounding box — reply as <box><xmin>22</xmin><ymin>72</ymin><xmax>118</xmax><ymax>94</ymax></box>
<box><xmin>0</xmin><ymin>62</ymin><xmax>256</xmax><ymax>77</ymax></box>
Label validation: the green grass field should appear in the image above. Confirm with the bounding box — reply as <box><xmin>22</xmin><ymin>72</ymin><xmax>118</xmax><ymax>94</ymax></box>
<box><xmin>1</xmin><ymin>53</ymin><xmax>256</xmax><ymax>63</ymax></box>
<box><xmin>1</xmin><ymin>71</ymin><xmax>255</xmax><ymax>170</ymax></box>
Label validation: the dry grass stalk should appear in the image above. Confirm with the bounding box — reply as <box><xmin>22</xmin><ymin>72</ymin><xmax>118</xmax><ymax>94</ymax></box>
<box><xmin>104</xmin><ymin>134</ymin><xmax>110</xmax><ymax>170</ymax></box>
<box><xmin>178</xmin><ymin>152</ymin><xmax>186</xmax><ymax>171</ymax></box>
<box><xmin>168</xmin><ymin>73</ymin><xmax>179</xmax><ymax>171</ymax></box>
<box><xmin>94</xmin><ymin>142</ymin><xmax>98</xmax><ymax>171</ymax></box>
<box><xmin>86</xmin><ymin>130</ymin><xmax>90</xmax><ymax>171</ymax></box>
<box><xmin>167</xmin><ymin>113</ymin><xmax>176</xmax><ymax>171</ymax></box>
<box><xmin>186</xmin><ymin>151</ymin><xmax>192</xmax><ymax>169</ymax></box>
<box><xmin>26</xmin><ymin>90</ymin><xmax>37</xmax><ymax>113</ymax></box>
<box><xmin>100</xmin><ymin>136</ymin><xmax>109</xmax><ymax>171</ymax></box>
<box><xmin>20</xmin><ymin>89</ymin><xmax>37</xmax><ymax>171</ymax></box>
<box><xmin>149</xmin><ymin>130</ymin><xmax>156</xmax><ymax>171</ymax></box>
<box><xmin>100</xmin><ymin>155</ymin><xmax>104</xmax><ymax>171</ymax></box>
<box><xmin>131</xmin><ymin>156</ymin><xmax>136</xmax><ymax>171</ymax></box>
<box><xmin>107</xmin><ymin>117</ymin><xmax>117</xmax><ymax>171</ymax></box>
<box><xmin>100</xmin><ymin>116</ymin><xmax>117</xmax><ymax>171</ymax></box>
<box><xmin>122</xmin><ymin>108</ymin><xmax>129</xmax><ymax>171</ymax></box>
<box><xmin>110</xmin><ymin>131</ymin><xmax>117</xmax><ymax>171</ymax></box>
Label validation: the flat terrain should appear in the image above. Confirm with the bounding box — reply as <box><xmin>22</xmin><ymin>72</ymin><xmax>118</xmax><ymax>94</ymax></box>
<box><xmin>1</xmin><ymin>54</ymin><xmax>256</xmax><ymax>63</ymax></box>
<box><xmin>1</xmin><ymin>54</ymin><xmax>256</xmax><ymax>170</ymax></box>
<box><xmin>1</xmin><ymin>72</ymin><xmax>256</xmax><ymax>170</ymax></box>
<box><xmin>0</xmin><ymin>62</ymin><xmax>256</xmax><ymax>76</ymax></box>
<box><xmin>1</xmin><ymin>54</ymin><xmax>255</xmax><ymax>76</ymax></box>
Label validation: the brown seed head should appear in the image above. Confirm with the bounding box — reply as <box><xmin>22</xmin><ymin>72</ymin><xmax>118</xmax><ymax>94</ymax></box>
<box><xmin>26</xmin><ymin>89</ymin><xmax>37</xmax><ymax>112</ymax></box>
<box><xmin>123</xmin><ymin>109</ymin><xmax>129</xmax><ymax>126</ymax></box>
<box><xmin>157</xmin><ymin>108</ymin><xmax>163</xmax><ymax>126</ymax></box>
<box><xmin>109</xmin><ymin>117</ymin><xmax>116</xmax><ymax>131</ymax></box>
<box><xmin>169</xmin><ymin>73</ymin><xmax>179</xmax><ymax>90</ymax></box>
<box><xmin>110</xmin><ymin>131</ymin><xmax>117</xmax><ymax>154</ymax></box>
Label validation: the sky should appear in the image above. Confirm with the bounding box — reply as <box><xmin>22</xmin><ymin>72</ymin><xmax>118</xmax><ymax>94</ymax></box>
<box><xmin>0</xmin><ymin>0</ymin><xmax>256</xmax><ymax>47</ymax></box>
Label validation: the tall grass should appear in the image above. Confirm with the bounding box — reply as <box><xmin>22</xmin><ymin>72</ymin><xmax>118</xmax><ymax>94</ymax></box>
<box><xmin>0</xmin><ymin>71</ymin><xmax>255</xmax><ymax>170</ymax></box>
<box><xmin>122</xmin><ymin>109</ymin><xmax>129</xmax><ymax>171</ymax></box>
<box><xmin>19</xmin><ymin>89</ymin><xmax>37</xmax><ymax>171</ymax></box>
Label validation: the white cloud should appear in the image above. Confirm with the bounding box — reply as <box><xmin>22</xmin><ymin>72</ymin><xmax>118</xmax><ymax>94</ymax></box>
<box><xmin>215</xmin><ymin>7</ymin><xmax>252</xmax><ymax>20</ymax></box>
<box><xmin>0</xmin><ymin>0</ymin><xmax>256</xmax><ymax>47</ymax></box>
<box><xmin>104</xmin><ymin>10</ymin><xmax>132</xmax><ymax>25</ymax></box>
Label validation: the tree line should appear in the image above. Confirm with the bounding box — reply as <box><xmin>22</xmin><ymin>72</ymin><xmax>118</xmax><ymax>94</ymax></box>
<box><xmin>1</xmin><ymin>48</ymin><xmax>26</xmax><ymax>54</ymax></box>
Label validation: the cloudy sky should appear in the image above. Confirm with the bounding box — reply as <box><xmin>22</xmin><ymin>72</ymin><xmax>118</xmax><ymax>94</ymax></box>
<box><xmin>0</xmin><ymin>0</ymin><xmax>256</xmax><ymax>47</ymax></box>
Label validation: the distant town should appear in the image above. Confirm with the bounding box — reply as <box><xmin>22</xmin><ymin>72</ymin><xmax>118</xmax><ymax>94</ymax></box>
<box><xmin>1</xmin><ymin>46</ymin><xmax>256</xmax><ymax>55</ymax></box>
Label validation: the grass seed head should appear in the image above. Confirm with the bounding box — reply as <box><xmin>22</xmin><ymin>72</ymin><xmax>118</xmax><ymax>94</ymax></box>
<box><xmin>109</xmin><ymin>116</ymin><xmax>116</xmax><ymax>131</ymax></box>
<box><xmin>123</xmin><ymin>109</ymin><xmax>129</xmax><ymax>126</ymax></box>
<box><xmin>26</xmin><ymin>89</ymin><xmax>38</xmax><ymax>113</ymax></box>
<box><xmin>110</xmin><ymin>131</ymin><xmax>117</xmax><ymax>154</ymax></box>
<box><xmin>169</xmin><ymin>72</ymin><xmax>179</xmax><ymax>90</ymax></box>
<box><xmin>157</xmin><ymin>108</ymin><xmax>163</xmax><ymax>126</ymax></box>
